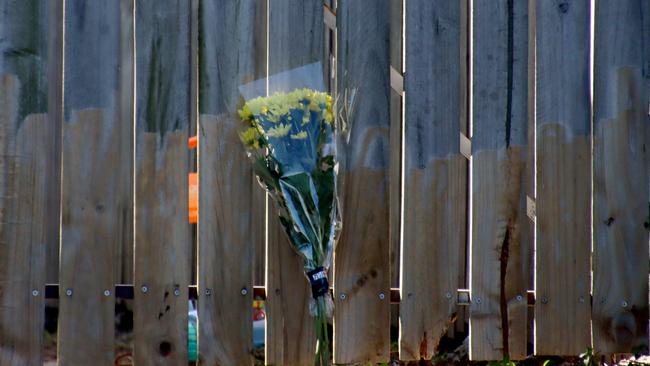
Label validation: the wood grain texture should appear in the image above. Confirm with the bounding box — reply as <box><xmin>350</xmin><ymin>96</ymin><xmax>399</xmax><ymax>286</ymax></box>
<box><xmin>59</xmin><ymin>109</ymin><xmax>119</xmax><ymax>365</ymax></box>
<box><xmin>197</xmin><ymin>0</ymin><xmax>261</xmax><ymax>363</ymax></box>
<box><xmin>0</xmin><ymin>0</ymin><xmax>57</xmax><ymax>362</ymax></box>
<box><xmin>453</xmin><ymin>0</ymin><xmax>470</xmax><ymax>338</ymax></box>
<box><xmin>266</xmin><ymin>209</ymin><xmax>316</xmax><ymax>366</ymax></box>
<box><xmin>134</xmin><ymin>133</ymin><xmax>190</xmax><ymax>365</ymax></box>
<box><xmin>526</xmin><ymin>0</ymin><xmax>536</xmax><ymax>353</ymax></box>
<box><xmin>46</xmin><ymin>0</ymin><xmax>64</xmax><ymax>284</ymax></box>
<box><xmin>470</xmin><ymin>0</ymin><xmax>529</xmax><ymax>360</ymax></box>
<box><xmin>266</xmin><ymin>1</ymin><xmax>323</xmax><ymax>364</ymax></box>
<box><xmin>534</xmin><ymin>0</ymin><xmax>591</xmax><ymax>355</ymax></box>
<box><xmin>133</xmin><ymin>1</ymin><xmax>191</xmax><ymax>364</ymax></box>
<box><xmin>63</xmin><ymin>0</ymin><xmax>133</xmax><ymax>285</ymax></box>
<box><xmin>59</xmin><ymin>1</ymin><xmax>129</xmax><ymax>363</ymax></box>
<box><xmin>252</xmin><ymin>0</ymin><xmax>267</xmax><ymax>290</ymax></box>
<box><xmin>400</xmin><ymin>0</ymin><xmax>466</xmax><ymax>360</ymax></box>
<box><xmin>0</xmin><ymin>76</ymin><xmax>47</xmax><ymax>366</ymax></box>
<box><xmin>118</xmin><ymin>0</ymin><xmax>135</xmax><ymax>284</ymax></box>
<box><xmin>389</xmin><ymin>0</ymin><xmax>404</xmax><ymax>339</ymax></box>
<box><xmin>592</xmin><ymin>0</ymin><xmax>649</xmax><ymax>353</ymax></box>
<box><xmin>389</xmin><ymin>0</ymin><xmax>403</xmax><ymax>291</ymax></box>
<box><xmin>334</xmin><ymin>1</ymin><xmax>391</xmax><ymax>364</ymax></box>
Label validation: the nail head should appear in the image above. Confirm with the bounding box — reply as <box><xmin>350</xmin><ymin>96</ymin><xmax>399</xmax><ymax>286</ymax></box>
<box><xmin>621</xmin><ymin>300</ymin><xmax>628</xmax><ymax>308</ymax></box>
<box><xmin>378</xmin><ymin>292</ymin><xmax>385</xmax><ymax>300</ymax></box>
<box><xmin>445</xmin><ymin>291</ymin><xmax>452</xmax><ymax>299</ymax></box>
<box><xmin>240</xmin><ymin>288</ymin><xmax>248</xmax><ymax>296</ymax></box>
<box><xmin>516</xmin><ymin>295</ymin><xmax>523</xmax><ymax>302</ymax></box>
<box><xmin>65</xmin><ymin>288</ymin><xmax>73</xmax><ymax>297</ymax></box>
<box><xmin>103</xmin><ymin>290</ymin><xmax>111</xmax><ymax>297</ymax></box>
<box><xmin>339</xmin><ymin>293</ymin><xmax>346</xmax><ymax>300</ymax></box>
<box><xmin>475</xmin><ymin>297</ymin><xmax>482</xmax><ymax>304</ymax></box>
<box><xmin>205</xmin><ymin>288</ymin><xmax>212</xmax><ymax>296</ymax></box>
<box><xmin>174</xmin><ymin>288</ymin><xmax>181</xmax><ymax>296</ymax></box>
<box><xmin>31</xmin><ymin>289</ymin><xmax>39</xmax><ymax>297</ymax></box>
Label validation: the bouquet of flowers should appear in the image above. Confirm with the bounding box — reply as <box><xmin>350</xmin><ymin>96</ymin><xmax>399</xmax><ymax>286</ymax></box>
<box><xmin>238</xmin><ymin>86</ymin><xmax>341</xmax><ymax>365</ymax></box>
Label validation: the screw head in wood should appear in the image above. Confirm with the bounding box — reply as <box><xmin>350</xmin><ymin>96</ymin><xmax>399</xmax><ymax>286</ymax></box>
<box><xmin>339</xmin><ymin>293</ymin><xmax>346</xmax><ymax>300</ymax></box>
<box><xmin>31</xmin><ymin>289</ymin><xmax>39</xmax><ymax>297</ymax></box>
<box><xmin>516</xmin><ymin>294</ymin><xmax>523</xmax><ymax>302</ymax></box>
<box><xmin>65</xmin><ymin>288</ymin><xmax>73</xmax><ymax>297</ymax></box>
<box><xmin>205</xmin><ymin>288</ymin><xmax>212</xmax><ymax>296</ymax></box>
<box><xmin>141</xmin><ymin>285</ymin><xmax>148</xmax><ymax>294</ymax></box>
<box><xmin>378</xmin><ymin>292</ymin><xmax>385</xmax><ymax>300</ymax></box>
<box><xmin>475</xmin><ymin>297</ymin><xmax>482</xmax><ymax>304</ymax></box>
<box><xmin>103</xmin><ymin>290</ymin><xmax>111</xmax><ymax>297</ymax></box>
<box><xmin>240</xmin><ymin>288</ymin><xmax>248</xmax><ymax>296</ymax></box>
<box><xmin>579</xmin><ymin>296</ymin><xmax>585</xmax><ymax>303</ymax></box>
<box><xmin>445</xmin><ymin>291</ymin><xmax>452</xmax><ymax>299</ymax></box>
<box><xmin>621</xmin><ymin>300</ymin><xmax>628</xmax><ymax>308</ymax></box>
<box><xmin>174</xmin><ymin>288</ymin><xmax>181</xmax><ymax>297</ymax></box>
<box><xmin>541</xmin><ymin>296</ymin><xmax>548</xmax><ymax>304</ymax></box>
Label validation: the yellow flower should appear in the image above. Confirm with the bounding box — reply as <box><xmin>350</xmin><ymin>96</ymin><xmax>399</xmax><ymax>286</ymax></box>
<box><xmin>290</xmin><ymin>131</ymin><xmax>308</xmax><ymax>139</ymax></box>
<box><xmin>266</xmin><ymin>123</ymin><xmax>291</xmax><ymax>138</ymax></box>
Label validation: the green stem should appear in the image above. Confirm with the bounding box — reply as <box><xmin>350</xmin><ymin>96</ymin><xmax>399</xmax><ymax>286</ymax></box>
<box><xmin>314</xmin><ymin>297</ymin><xmax>331</xmax><ymax>366</ymax></box>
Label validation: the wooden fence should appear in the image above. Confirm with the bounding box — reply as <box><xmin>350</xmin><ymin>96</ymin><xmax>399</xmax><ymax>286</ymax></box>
<box><xmin>0</xmin><ymin>0</ymin><xmax>648</xmax><ymax>364</ymax></box>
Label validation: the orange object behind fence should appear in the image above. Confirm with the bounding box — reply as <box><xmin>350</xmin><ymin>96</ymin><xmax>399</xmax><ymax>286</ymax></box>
<box><xmin>188</xmin><ymin>136</ymin><xmax>198</xmax><ymax>223</ymax></box>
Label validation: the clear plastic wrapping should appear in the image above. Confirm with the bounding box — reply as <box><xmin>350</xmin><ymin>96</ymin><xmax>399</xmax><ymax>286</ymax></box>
<box><xmin>238</xmin><ymin>62</ymin><xmax>342</xmax><ymax>365</ymax></box>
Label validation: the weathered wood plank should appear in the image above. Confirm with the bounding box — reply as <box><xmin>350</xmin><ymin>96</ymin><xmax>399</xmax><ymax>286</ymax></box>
<box><xmin>59</xmin><ymin>1</ymin><xmax>129</xmax><ymax>363</ymax></box>
<box><xmin>133</xmin><ymin>1</ymin><xmax>191</xmax><ymax>364</ymax></box>
<box><xmin>0</xmin><ymin>78</ymin><xmax>48</xmax><ymax>366</ymax></box>
<box><xmin>453</xmin><ymin>0</ymin><xmax>470</xmax><ymax>339</ymax></box>
<box><xmin>389</xmin><ymin>0</ymin><xmax>403</xmax><ymax>293</ymax></box>
<box><xmin>252</xmin><ymin>0</ymin><xmax>267</xmax><ymax>290</ymax></box>
<box><xmin>60</xmin><ymin>109</ymin><xmax>120</xmax><ymax>365</ymax></box>
<box><xmin>266</xmin><ymin>1</ymin><xmax>323</xmax><ymax>364</ymax></box>
<box><xmin>334</xmin><ymin>1</ymin><xmax>391</xmax><ymax>364</ymax></box>
<box><xmin>0</xmin><ymin>1</ymin><xmax>58</xmax><ymax>363</ymax></box>
<box><xmin>389</xmin><ymin>0</ymin><xmax>404</xmax><ymax>341</ymax></box>
<box><xmin>526</xmin><ymin>0</ymin><xmax>536</xmax><ymax>354</ymax></box>
<box><xmin>469</xmin><ymin>0</ymin><xmax>530</xmax><ymax>360</ymax></box>
<box><xmin>592</xmin><ymin>0</ymin><xmax>649</xmax><ymax>353</ymax></box>
<box><xmin>197</xmin><ymin>0</ymin><xmax>261</xmax><ymax>364</ymax></box>
<box><xmin>399</xmin><ymin>0</ymin><xmax>466</xmax><ymax>360</ymax></box>
<box><xmin>46</xmin><ymin>0</ymin><xmax>64</xmax><ymax>285</ymax></box>
<box><xmin>118</xmin><ymin>0</ymin><xmax>135</xmax><ymax>285</ymax></box>
<box><xmin>534</xmin><ymin>0</ymin><xmax>591</xmax><ymax>355</ymax></box>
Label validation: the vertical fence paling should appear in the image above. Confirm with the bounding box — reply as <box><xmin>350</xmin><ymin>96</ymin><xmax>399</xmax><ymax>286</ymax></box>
<box><xmin>453</xmin><ymin>0</ymin><xmax>470</xmax><ymax>340</ymax></box>
<box><xmin>469</xmin><ymin>0</ymin><xmax>530</xmax><ymax>360</ymax></box>
<box><xmin>399</xmin><ymin>0</ymin><xmax>466</xmax><ymax>360</ymax></box>
<box><xmin>251</xmin><ymin>0</ymin><xmax>268</xmax><ymax>292</ymax></box>
<box><xmin>534</xmin><ymin>0</ymin><xmax>591</xmax><ymax>355</ymax></box>
<box><xmin>0</xmin><ymin>0</ymin><xmax>59</xmax><ymax>363</ymax></box>
<box><xmin>592</xmin><ymin>0</ymin><xmax>650</xmax><ymax>354</ymax></box>
<box><xmin>264</xmin><ymin>1</ymin><xmax>323</xmax><ymax>364</ymax></box>
<box><xmin>59</xmin><ymin>1</ymin><xmax>127</xmax><ymax>363</ymax></box>
<box><xmin>332</xmin><ymin>0</ymin><xmax>391</xmax><ymax>364</ymax></box>
<box><xmin>389</xmin><ymin>0</ymin><xmax>403</xmax><ymax>295</ymax></box>
<box><xmin>119</xmin><ymin>0</ymin><xmax>136</xmax><ymax>286</ymax></box>
<box><xmin>388</xmin><ymin>0</ymin><xmax>404</xmax><ymax>344</ymax></box>
<box><xmin>133</xmin><ymin>1</ymin><xmax>191</xmax><ymax>364</ymax></box>
<box><xmin>525</xmin><ymin>0</ymin><xmax>537</xmax><ymax>355</ymax></box>
<box><xmin>197</xmin><ymin>0</ymin><xmax>260</xmax><ymax>364</ymax></box>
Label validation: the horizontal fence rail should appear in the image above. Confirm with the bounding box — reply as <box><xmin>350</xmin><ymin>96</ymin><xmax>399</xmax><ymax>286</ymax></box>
<box><xmin>0</xmin><ymin>0</ymin><xmax>647</xmax><ymax>365</ymax></box>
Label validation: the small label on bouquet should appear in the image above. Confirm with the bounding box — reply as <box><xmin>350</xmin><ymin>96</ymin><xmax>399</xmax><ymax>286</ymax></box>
<box><xmin>306</xmin><ymin>267</ymin><xmax>329</xmax><ymax>299</ymax></box>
